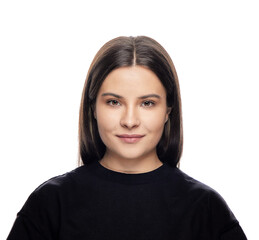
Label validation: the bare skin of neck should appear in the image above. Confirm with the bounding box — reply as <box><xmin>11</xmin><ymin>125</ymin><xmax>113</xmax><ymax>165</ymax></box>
<box><xmin>99</xmin><ymin>152</ymin><xmax>163</xmax><ymax>174</ymax></box>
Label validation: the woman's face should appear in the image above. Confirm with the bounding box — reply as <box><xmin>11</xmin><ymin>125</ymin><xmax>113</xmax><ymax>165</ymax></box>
<box><xmin>95</xmin><ymin>66</ymin><xmax>171</xmax><ymax>162</ymax></box>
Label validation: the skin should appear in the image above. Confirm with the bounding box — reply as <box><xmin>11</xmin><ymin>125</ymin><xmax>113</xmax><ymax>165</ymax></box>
<box><xmin>95</xmin><ymin>66</ymin><xmax>171</xmax><ymax>173</ymax></box>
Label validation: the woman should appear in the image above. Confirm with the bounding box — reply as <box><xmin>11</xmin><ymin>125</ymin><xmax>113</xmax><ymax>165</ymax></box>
<box><xmin>7</xmin><ymin>36</ymin><xmax>247</xmax><ymax>239</ymax></box>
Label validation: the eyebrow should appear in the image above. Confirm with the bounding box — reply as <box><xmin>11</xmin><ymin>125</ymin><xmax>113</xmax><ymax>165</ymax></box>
<box><xmin>101</xmin><ymin>93</ymin><xmax>161</xmax><ymax>99</ymax></box>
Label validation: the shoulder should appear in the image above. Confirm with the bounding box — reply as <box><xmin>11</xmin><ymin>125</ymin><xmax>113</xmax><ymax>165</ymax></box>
<box><xmin>174</xmin><ymin>168</ymin><xmax>230</xmax><ymax>204</ymax></box>
<box><xmin>32</xmin><ymin>165</ymin><xmax>87</xmax><ymax>195</ymax></box>
<box><xmin>174</xmin><ymin>168</ymin><xmax>235</xmax><ymax>210</ymax></box>
<box><xmin>165</xmin><ymin>166</ymin><xmax>237</xmax><ymax>218</ymax></box>
<box><xmin>19</xmin><ymin>165</ymin><xmax>93</xmax><ymax>213</ymax></box>
<box><xmin>166</xmin><ymin>166</ymin><xmax>218</xmax><ymax>198</ymax></box>
<box><xmin>10</xmin><ymin>166</ymin><xmax>93</xmax><ymax>239</ymax></box>
<box><xmin>168</xmin><ymin>167</ymin><xmax>243</xmax><ymax>236</ymax></box>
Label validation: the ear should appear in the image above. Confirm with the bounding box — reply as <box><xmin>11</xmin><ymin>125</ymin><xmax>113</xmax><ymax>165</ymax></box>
<box><xmin>165</xmin><ymin>107</ymin><xmax>172</xmax><ymax>123</ymax></box>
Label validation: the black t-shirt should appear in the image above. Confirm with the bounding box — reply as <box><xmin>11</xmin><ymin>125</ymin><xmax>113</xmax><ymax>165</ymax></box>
<box><xmin>7</xmin><ymin>161</ymin><xmax>247</xmax><ymax>240</ymax></box>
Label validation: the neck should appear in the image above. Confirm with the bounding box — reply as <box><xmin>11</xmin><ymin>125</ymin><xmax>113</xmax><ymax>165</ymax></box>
<box><xmin>99</xmin><ymin>152</ymin><xmax>163</xmax><ymax>174</ymax></box>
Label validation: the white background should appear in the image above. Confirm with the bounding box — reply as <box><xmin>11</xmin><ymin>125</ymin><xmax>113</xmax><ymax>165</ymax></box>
<box><xmin>0</xmin><ymin>0</ymin><xmax>258</xmax><ymax>239</ymax></box>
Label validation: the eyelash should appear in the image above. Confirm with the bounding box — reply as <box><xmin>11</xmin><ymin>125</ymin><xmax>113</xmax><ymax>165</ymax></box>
<box><xmin>107</xmin><ymin>100</ymin><xmax>121</xmax><ymax>106</ymax></box>
<box><xmin>106</xmin><ymin>100</ymin><xmax>155</xmax><ymax>107</ymax></box>
<box><xmin>141</xmin><ymin>100</ymin><xmax>155</xmax><ymax>107</ymax></box>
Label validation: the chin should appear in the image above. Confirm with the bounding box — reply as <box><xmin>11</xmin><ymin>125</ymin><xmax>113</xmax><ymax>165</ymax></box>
<box><xmin>115</xmin><ymin>149</ymin><xmax>153</xmax><ymax>161</ymax></box>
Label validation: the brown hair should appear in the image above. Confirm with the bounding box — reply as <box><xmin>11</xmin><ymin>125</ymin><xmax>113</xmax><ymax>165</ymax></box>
<box><xmin>78</xmin><ymin>36</ymin><xmax>183</xmax><ymax>167</ymax></box>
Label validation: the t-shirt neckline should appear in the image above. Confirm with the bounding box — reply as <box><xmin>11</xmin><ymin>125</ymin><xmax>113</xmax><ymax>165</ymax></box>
<box><xmin>88</xmin><ymin>160</ymin><xmax>169</xmax><ymax>185</ymax></box>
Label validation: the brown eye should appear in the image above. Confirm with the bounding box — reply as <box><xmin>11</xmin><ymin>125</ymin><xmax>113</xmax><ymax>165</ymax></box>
<box><xmin>107</xmin><ymin>100</ymin><xmax>121</xmax><ymax>106</ymax></box>
<box><xmin>142</xmin><ymin>101</ymin><xmax>155</xmax><ymax>107</ymax></box>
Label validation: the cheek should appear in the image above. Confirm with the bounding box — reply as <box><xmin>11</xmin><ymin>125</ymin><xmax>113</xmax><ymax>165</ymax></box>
<box><xmin>142</xmin><ymin>113</ymin><xmax>166</xmax><ymax>146</ymax></box>
<box><xmin>96</xmin><ymin>107</ymin><xmax>118</xmax><ymax>135</ymax></box>
<box><xmin>142</xmin><ymin>110</ymin><xmax>167</xmax><ymax>133</ymax></box>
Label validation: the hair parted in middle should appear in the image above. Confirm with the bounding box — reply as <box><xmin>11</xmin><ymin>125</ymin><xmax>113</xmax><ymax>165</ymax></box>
<box><xmin>78</xmin><ymin>36</ymin><xmax>183</xmax><ymax>168</ymax></box>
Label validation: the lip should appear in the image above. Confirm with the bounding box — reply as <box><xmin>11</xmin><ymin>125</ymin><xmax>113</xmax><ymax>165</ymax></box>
<box><xmin>117</xmin><ymin>134</ymin><xmax>144</xmax><ymax>138</ymax></box>
<box><xmin>116</xmin><ymin>134</ymin><xmax>145</xmax><ymax>143</ymax></box>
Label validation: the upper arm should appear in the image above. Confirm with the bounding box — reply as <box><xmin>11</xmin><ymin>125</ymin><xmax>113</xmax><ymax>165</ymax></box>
<box><xmin>208</xmin><ymin>190</ymin><xmax>247</xmax><ymax>239</ymax></box>
<box><xmin>7</xmin><ymin>183</ymin><xmax>60</xmax><ymax>240</ymax></box>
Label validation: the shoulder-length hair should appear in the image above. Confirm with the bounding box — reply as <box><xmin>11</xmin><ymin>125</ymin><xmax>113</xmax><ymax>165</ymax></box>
<box><xmin>78</xmin><ymin>36</ymin><xmax>183</xmax><ymax>168</ymax></box>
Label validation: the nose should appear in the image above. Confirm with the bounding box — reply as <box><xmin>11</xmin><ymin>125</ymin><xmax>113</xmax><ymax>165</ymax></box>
<box><xmin>120</xmin><ymin>106</ymin><xmax>140</xmax><ymax>129</ymax></box>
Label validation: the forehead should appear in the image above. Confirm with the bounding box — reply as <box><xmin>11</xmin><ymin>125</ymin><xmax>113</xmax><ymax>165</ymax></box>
<box><xmin>98</xmin><ymin>66</ymin><xmax>166</xmax><ymax>97</ymax></box>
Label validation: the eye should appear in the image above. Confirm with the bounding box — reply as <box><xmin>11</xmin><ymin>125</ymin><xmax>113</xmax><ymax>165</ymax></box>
<box><xmin>141</xmin><ymin>100</ymin><xmax>155</xmax><ymax>107</ymax></box>
<box><xmin>107</xmin><ymin>100</ymin><xmax>121</xmax><ymax>106</ymax></box>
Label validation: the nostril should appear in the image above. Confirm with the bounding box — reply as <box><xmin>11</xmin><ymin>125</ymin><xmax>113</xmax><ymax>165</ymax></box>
<box><xmin>120</xmin><ymin>118</ymin><xmax>140</xmax><ymax>129</ymax></box>
<box><xmin>120</xmin><ymin>109</ymin><xmax>140</xmax><ymax>128</ymax></box>
<box><xmin>120</xmin><ymin>121</ymin><xmax>140</xmax><ymax>129</ymax></box>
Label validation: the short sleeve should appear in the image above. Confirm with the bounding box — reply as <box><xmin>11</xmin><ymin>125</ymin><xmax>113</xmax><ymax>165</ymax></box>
<box><xmin>7</xmin><ymin>210</ymin><xmax>44</xmax><ymax>240</ymax></box>
<box><xmin>208</xmin><ymin>190</ymin><xmax>247</xmax><ymax>240</ymax></box>
<box><xmin>7</xmin><ymin>183</ymin><xmax>60</xmax><ymax>240</ymax></box>
<box><xmin>220</xmin><ymin>224</ymin><xmax>248</xmax><ymax>240</ymax></box>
